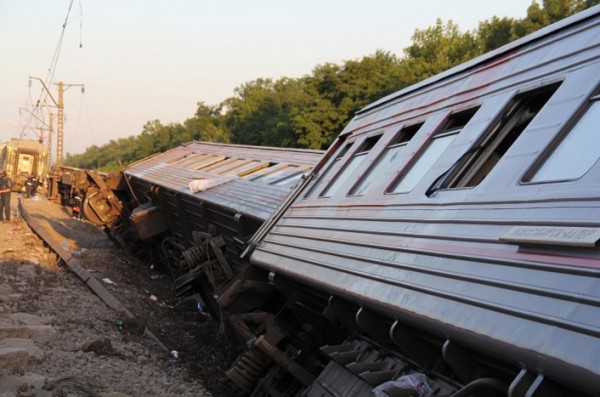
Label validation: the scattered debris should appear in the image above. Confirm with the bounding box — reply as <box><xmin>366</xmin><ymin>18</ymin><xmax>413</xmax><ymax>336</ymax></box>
<box><xmin>373</xmin><ymin>373</ymin><xmax>433</xmax><ymax>397</ymax></box>
<box><xmin>122</xmin><ymin>317</ymin><xmax>146</xmax><ymax>336</ymax></box>
<box><xmin>118</xmin><ymin>258</ymin><xmax>135</xmax><ymax>267</ymax></box>
<box><xmin>114</xmin><ymin>320</ymin><xmax>125</xmax><ymax>331</ymax></box>
<box><xmin>10</xmin><ymin>194</ymin><xmax>228</xmax><ymax>396</ymax></box>
<box><xmin>81</xmin><ymin>338</ymin><xmax>115</xmax><ymax>356</ymax></box>
<box><xmin>42</xmin><ymin>375</ymin><xmax>105</xmax><ymax>397</ymax></box>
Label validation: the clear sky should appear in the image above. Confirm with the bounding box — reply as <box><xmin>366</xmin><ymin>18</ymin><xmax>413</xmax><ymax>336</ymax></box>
<box><xmin>0</xmin><ymin>0</ymin><xmax>533</xmax><ymax>155</ymax></box>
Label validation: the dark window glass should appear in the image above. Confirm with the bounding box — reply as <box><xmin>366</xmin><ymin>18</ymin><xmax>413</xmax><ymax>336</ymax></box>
<box><xmin>444</xmin><ymin>84</ymin><xmax>560</xmax><ymax>188</ymax></box>
<box><xmin>390</xmin><ymin>108</ymin><xmax>478</xmax><ymax>194</ymax></box>
<box><xmin>321</xmin><ymin>135</ymin><xmax>382</xmax><ymax>197</ymax></box>
<box><xmin>302</xmin><ymin>140</ymin><xmax>352</xmax><ymax>198</ymax></box>
<box><xmin>352</xmin><ymin>123</ymin><xmax>423</xmax><ymax>196</ymax></box>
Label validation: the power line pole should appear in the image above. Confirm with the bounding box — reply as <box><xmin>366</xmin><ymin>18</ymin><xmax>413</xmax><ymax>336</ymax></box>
<box><xmin>28</xmin><ymin>77</ymin><xmax>84</xmax><ymax>167</ymax></box>
<box><xmin>47</xmin><ymin>112</ymin><xmax>54</xmax><ymax>172</ymax></box>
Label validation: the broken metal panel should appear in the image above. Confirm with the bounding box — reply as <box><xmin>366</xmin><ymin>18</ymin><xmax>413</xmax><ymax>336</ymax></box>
<box><xmin>129</xmin><ymin>203</ymin><xmax>169</xmax><ymax>240</ymax></box>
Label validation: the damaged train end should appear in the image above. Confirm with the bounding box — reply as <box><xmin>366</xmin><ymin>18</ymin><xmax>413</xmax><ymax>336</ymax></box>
<box><xmin>213</xmin><ymin>6</ymin><xmax>600</xmax><ymax>397</ymax></box>
<box><xmin>47</xmin><ymin>165</ymin><xmax>127</xmax><ymax>227</ymax></box>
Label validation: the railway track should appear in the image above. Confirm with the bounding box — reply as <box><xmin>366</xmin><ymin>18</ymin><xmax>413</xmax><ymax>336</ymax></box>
<box><xmin>0</xmin><ymin>195</ymin><xmax>224</xmax><ymax>396</ymax></box>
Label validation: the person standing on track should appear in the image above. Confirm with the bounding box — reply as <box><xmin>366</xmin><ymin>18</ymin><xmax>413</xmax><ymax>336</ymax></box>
<box><xmin>0</xmin><ymin>170</ymin><xmax>13</xmax><ymax>221</ymax></box>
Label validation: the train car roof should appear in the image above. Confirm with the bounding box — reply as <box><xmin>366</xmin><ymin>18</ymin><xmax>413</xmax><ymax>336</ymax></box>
<box><xmin>124</xmin><ymin>141</ymin><xmax>324</xmax><ymax>221</ymax></box>
<box><xmin>126</xmin><ymin>141</ymin><xmax>323</xmax><ymax>168</ymax></box>
<box><xmin>1</xmin><ymin>139</ymin><xmax>46</xmax><ymax>151</ymax></box>
<box><xmin>358</xmin><ymin>4</ymin><xmax>600</xmax><ymax>115</ymax></box>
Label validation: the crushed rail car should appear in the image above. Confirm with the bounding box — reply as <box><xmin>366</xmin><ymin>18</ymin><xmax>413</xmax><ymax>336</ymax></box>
<box><xmin>109</xmin><ymin>7</ymin><xmax>600</xmax><ymax>397</ymax></box>
<box><xmin>108</xmin><ymin>141</ymin><xmax>324</xmax><ymax>316</ymax></box>
<box><xmin>46</xmin><ymin>165</ymin><xmax>126</xmax><ymax>227</ymax></box>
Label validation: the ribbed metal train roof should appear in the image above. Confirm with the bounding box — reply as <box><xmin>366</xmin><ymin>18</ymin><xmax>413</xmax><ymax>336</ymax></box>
<box><xmin>124</xmin><ymin>141</ymin><xmax>324</xmax><ymax>221</ymax></box>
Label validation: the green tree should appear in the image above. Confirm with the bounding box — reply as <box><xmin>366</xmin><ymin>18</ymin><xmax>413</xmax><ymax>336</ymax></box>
<box><xmin>66</xmin><ymin>0</ymin><xmax>599</xmax><ymax>170</ymax></box>
<box><xmin>224</xmin><ymin>78</ymin><xmax>309</xmax><ymax>147</ymax></box>
<box><xmin>293</xmin><ymin>51</ymin><xmax>411</xmax><ymax>149</ymax></box>
<box><xmin>223</xmin><ymin>78</ymin><xmax>274</xmax><ymax>145</ymax></box>
<box><xmin>518</xmin><ymin>0</ymin><xmax>599</xmax><ymax>35</ymax></box>
<box><xmin>183</xmin><ymin>102</ymin><xmax>229</xmax><ymax>143</ymax></box>
<box><xmin>477</xmin><ymin>16</ymin><xmax>519</xmax><ymax>52</ymax></box>
<box><xmin>403</xmin><ymin>19</ymin><xmax>479</xmax><ymax>81</ymax></box>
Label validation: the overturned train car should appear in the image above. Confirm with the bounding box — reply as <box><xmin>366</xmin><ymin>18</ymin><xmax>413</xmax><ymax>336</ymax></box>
<box><xmin>112</xmin><ymin>141</ymin><xmax>324</xmax><ymax>315</ymax></box>
<box><xmin>114</xmin><ymin>8</ymin><xmax>600</xmax><ymax>397</ymax></box>
<box><xmin>211</xmin><ymin>7</ymin><xmax>600</xmax><ymax>397</ymax></box>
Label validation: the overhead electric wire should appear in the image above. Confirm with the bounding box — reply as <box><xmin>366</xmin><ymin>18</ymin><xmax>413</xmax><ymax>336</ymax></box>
<box><xmin>79</xmin><ymin>0</ymin><xmax>84</xmax><ymax>48</ymax></box>
<box><xmin>20</xmin><ymin>0</ymin><xmax>79</xmax><ymax>142</ymax></box>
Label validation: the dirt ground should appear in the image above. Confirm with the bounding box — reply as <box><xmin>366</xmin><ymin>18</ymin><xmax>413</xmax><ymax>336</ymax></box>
<box><xmin>0</xmin><ymin>194</ymin><xmax>240</xmax><ymax>397</ymax></box>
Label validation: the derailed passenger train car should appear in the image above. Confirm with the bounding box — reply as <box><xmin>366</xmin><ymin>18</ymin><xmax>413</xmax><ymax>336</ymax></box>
<box><xmin>214</xmin><ymin>6</ymin><xmax>600</xmax><ymax>397</ymax></box>
<box><xmin>114</xmin><ymin>141</ymin><xmax>323</xmax><ymax>315</ymax></box>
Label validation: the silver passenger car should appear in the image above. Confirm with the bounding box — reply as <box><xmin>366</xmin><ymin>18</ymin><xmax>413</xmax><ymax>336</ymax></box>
<box><xmin>226</xmin><ymin>6</ymin><xmax>600</xmax><ymax>396</ymax></box>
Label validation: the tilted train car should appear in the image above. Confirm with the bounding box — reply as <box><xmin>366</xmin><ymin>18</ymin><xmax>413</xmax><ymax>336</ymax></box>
<box><xmin>213</xmin><ymin>6</ymin><xmax>600</xmax><ymax>397</ymax></box>
<box><xmin>0</xmin><ymin>139</ymin><xmax>48</xmax><ymax>192</ymax></box>
<box><xmin>114</xmin><ymin>141</ymin><xmax>323</xmax><ymax>315</ymax></box>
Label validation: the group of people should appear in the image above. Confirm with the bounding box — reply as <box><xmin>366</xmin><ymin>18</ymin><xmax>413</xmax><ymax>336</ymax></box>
<box><xmin>0</xmin><ymin>170</ymin><xmax>40</xmax><ymax>222</ymax></box>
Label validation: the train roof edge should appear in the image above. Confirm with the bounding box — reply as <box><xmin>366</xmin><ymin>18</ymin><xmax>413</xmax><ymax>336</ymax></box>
<box><xmin>358</xmin><ymin>4</ymin><xmax>600</xmax><ymax>115</ymax></box>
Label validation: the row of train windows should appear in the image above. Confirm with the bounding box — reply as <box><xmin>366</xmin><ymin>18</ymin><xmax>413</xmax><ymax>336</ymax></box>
<box><xmin>314</xmin><ymin>83</ymin><xmax>600</xmax><ymax>198</ymax></box>
<box><xmin>169</xmin><ymin>152</ymin><xmax>305</xmax><ymax>188</ymax></box>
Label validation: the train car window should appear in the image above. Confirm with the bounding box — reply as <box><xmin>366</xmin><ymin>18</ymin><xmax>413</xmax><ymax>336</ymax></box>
<box><xmin>321</xmin><ymin>135</ymin><xmax>382</xmax><ymax>198</ymax></box>
<box><xmin>166</xmin><ymin>154</ymin><xmax>188</xmax><ymax>164</ymax></box>
<box><xmin>174</xmin><ymin>153</ymin><xmax>204</xmax><ymax>166</ymax></box>
<box><xmin>273</xmin><ymin>172</ymin><xmax>304</xmax><ymax>188</ymax></box>
<box><xmin>351</xmin><ymin>123</ymin><xmax>423</xmax><ymax>196</ymax></box>
<box><xmin>302</xmin><ymin>140</ymin><xmax>353</xmax><ymax>198</ymax></box>
<box><xmin>443</xmin><ymin>83</ymin><xmax>560</xmax><ymax>188</ymax></box>
<box><xmin>334</xmin><ymin>142</ymin><xmax>353</xmax><ymax>159</ymax></box>
<box><xmin>201</xmin><ymin>158</ymin><xmax>247</xmax><ymax>174</ymax></box>
<box><xmin>194</xmin><ymin>156</ymin><xmax>228</xmax><ymax>170</ymax></box>
<box><xmin>237</xmin><ymin>161</ymin><xmax>271</xmax><ymax>177</ymax></box>
<box><xmin>390</xmin><ymin>108</ymin><xmax>478</xmax><ymax>194</ymax></box>
<box><xmin>527</xmin><ymin>95</ymin><xmax>600</xmax><ymax>183</ymax></box>
<box><xmin>253</xmin><ymin>165</ymin><xmax>298</xmax><ymax>184</ymax></box>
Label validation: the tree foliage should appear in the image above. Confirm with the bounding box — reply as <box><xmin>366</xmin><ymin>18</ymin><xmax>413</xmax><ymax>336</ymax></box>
<box><xmin>65</xmin><ymin>0</ymin><xmax>596</xmax><ymax>171</ymax></box>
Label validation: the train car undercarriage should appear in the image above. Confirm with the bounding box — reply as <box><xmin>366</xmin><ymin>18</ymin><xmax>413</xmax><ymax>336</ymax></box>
<box><xmin>217</xmin><ymin>267</ymin><xmax>585</xmax><ymax>397</ymax></box>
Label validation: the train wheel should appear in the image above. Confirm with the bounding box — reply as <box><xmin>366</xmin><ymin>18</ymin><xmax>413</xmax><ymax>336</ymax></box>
<box><xmin>82</xmin><ymin>188</ymin><xmax>120</xmax><ymax>227</ymax></box>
